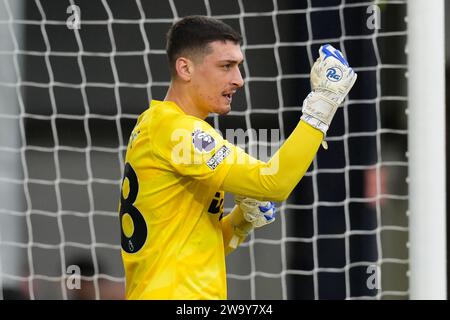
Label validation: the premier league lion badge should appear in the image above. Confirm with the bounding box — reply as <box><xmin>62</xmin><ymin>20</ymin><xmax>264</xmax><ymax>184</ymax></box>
<box><xmin>192</xmin><ymin>129</ymin><xmax>215</xmax><ymax>153</ymax></box>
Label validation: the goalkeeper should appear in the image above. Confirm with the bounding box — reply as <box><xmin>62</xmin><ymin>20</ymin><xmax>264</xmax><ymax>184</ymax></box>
<box><xmin>118</xmin><ymin>16</ymin><xmax>356</xmax><ymax>300</ymax></box>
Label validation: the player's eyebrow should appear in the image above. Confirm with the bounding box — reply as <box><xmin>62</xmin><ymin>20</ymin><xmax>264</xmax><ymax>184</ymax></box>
<box><xmin>219</xmin><ymin>59</ymin><xmax>244</xmax><ymax>65</ymax></box>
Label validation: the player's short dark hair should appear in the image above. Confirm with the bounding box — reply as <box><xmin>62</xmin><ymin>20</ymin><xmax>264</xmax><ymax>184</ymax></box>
<box><xmin>166</xmin><ymin>15</ymin><xmax>242</xmax><ymax>77</ymax></box>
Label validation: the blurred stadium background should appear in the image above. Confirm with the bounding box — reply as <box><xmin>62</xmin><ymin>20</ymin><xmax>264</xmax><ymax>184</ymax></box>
<box><xmin>0</xmin><ymin>0</ymin><xmax>446</xmax><ymax>300</ymax></box>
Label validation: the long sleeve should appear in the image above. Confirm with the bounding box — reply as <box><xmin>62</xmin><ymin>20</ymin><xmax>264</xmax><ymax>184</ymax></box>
<box><xmin>221</xmin><ymin>120</ymin><xmax>323</xmax><ymax>201</ymax></box>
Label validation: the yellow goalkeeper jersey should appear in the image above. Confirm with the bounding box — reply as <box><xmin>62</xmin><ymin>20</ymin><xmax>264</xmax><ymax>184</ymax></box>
<box><xmin>120</xmin><ymin>100</ymin><xmax>238</xmax><ymax>300</ymax></box>
<box><xmin>119</xmin><ymin>99</ymin><xmax>323</xmax><ymax>300</ymax></box>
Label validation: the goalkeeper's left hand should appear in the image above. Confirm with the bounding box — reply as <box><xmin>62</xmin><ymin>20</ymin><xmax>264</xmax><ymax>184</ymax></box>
<box><xmin>301</xmin><ymin>44</ymin><xmax>357</xmax><ymax>136</ymax></box>
<box><xmin>234</xmin><ymin>195</ymin><xmax>276</xmax><ymax>228</ymax></box>
<box><xmin>226</xmin><ymin>196</ymin><xmax>276</xmax><ymax>250</ymax></box>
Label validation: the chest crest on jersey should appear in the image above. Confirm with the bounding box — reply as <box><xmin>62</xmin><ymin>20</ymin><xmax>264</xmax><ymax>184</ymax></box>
<box><xmin>128</xmin><ymin>130</ymin><xmax>140</xmax><ymax>149</ymax></box>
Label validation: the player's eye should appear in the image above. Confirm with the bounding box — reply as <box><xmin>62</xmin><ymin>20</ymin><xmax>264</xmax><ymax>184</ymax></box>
<box><xmin>222</xmin><ymin>64</ymin><xmax>232</xmax><ymax>70</ymax></box>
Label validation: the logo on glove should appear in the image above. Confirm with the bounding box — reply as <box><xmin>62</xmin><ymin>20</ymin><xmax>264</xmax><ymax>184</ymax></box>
<box><xmin>326</xmin><ymin>67</ymin><xmax>343</xmax><ymax>82</ymax></box>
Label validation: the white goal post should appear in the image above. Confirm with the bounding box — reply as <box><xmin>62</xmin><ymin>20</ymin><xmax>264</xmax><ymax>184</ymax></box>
<box><xmin>407</xmin><ymin>0</ymin><xmax>447</xmax><ymax>300</ymax></box>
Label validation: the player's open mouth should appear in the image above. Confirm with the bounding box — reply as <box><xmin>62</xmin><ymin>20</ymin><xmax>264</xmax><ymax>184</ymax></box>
<box><xmin>222</xmin><ymin>91</ymin><xmax>235</xmax><ymax>104</ymax></box>
<box><xmin>223</xmin><ymin>94</ymin><xmax>232</xmax><ymax>103</ymax></box>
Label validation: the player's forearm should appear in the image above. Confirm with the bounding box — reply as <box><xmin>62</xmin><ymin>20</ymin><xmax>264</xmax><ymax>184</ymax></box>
<box><xmin>222</xmin><ymin>120</ymin><xmax>323</xmax><ymax>201</ymax></box>
<box><xmin>221</xmin><ymin>205</ymin><xmax>253</xmax><ymax>256</ymax></box>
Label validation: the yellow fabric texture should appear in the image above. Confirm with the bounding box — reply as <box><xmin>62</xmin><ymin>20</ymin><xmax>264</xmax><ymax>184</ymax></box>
<box><xmin>120</xmin><ymin>100</ymin><xmax>233</xmax><ymax>299</ymax></box>
<box><xmin>222</xmin><ymin>120</ymin><xmax>323</xmax><ymax>200</ymax></box>
<box><xmin>119</xmin><ymin>99</ymin><xmax>323</xmax><ymax>300</ymax></box>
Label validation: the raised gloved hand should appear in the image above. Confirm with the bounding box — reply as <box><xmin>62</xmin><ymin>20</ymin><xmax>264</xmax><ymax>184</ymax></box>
<box><xmin>301</xmin><ymin>44</ymin><xmax>357</xmax><ymax>135</ymax></box>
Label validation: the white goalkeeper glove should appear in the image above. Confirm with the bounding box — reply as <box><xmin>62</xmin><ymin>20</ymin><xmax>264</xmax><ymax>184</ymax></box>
<box><xmin>235</xmin><ymin>195</ymin><xmax>276</xmax><ymax>228</ymax></box>
<box><xmin>301</xmin><ymin>44</ymin><xmax>357</xmax><ymax>138</ymax></box>
<box><xmin>228</xmin><ymin>195</ymin><xmax>276</xmax><ymax>249</ymax></box>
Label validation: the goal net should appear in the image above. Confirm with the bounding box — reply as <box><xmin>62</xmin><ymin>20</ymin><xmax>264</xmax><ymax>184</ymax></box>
<box><xmin>0</xmin><ymin>0</ymin><xmax>409</xmax><ymax>299</ymax></box>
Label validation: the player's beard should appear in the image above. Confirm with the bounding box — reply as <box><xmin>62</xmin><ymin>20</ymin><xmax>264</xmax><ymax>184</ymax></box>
<box><xmin>219</xmin><ymin>105</ymin><xmax>231</xmax><ymax>115</ymax></box>
<box><xmin>217</xmin><ymin>98</ymin><xmax>231</xmax><ymax>115</ymax></box>
<box><xmin>209</xmin><ymin>95</ymin><xmax>231</xmax><ymax>115</ymax></box>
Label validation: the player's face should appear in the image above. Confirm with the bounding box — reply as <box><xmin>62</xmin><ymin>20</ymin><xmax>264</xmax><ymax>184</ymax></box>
<box><xmin>191</xmin><ymin>40</ymin><xmax>244</xmax><ymax>116</ymax></box>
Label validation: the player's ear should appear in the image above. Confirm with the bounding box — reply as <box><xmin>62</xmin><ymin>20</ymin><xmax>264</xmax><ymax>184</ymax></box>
<box><xmin>175</xmin><ymin>57</ymin><xmax>193</xmax><ymax>81</ymax></box>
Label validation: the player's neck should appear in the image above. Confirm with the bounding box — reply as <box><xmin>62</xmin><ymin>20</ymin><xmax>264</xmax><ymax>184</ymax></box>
<box><xmin>164</xmin><ymin>84</ymin><xmax>208</xmax><ymax>119</ymax></box>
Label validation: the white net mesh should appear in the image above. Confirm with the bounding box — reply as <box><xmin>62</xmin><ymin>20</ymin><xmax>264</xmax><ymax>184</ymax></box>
<box><xmin>0</xmin><ymin>0</ymin><xmax>408</xmax><ymax>299</ymax></box>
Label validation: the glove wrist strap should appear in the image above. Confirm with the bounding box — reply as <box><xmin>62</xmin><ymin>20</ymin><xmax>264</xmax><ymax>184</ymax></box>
<box><xmin>300</xmin><ymin>114</ymin><xmax>329</xmax><ymax>134</ymax></box>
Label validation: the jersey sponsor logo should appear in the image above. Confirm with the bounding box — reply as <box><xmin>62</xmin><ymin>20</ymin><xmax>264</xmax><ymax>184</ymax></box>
<box><xmin>208</xmin><ymin>192</ymin><xmax>224</xmax><ymax>218</ymax></box>
<box><xmin>206</xmin><ymin>145</ymin><xmax>231</xmax><ymax>170</ymax></box>
<box><xmin>326</xmin><ymin>67</ymin><xmax>343</xmax><ymax>82</ymax></box>
<box><xmin>192</xmin><ymin>129</ymin><xmax>215</xmax><ymax>153</ymax></box>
